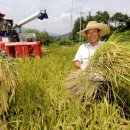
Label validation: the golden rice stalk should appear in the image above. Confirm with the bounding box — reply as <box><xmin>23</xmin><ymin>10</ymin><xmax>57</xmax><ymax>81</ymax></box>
<box><xmin>89</xmin><ymin>34</ymin><xmax>130</xmax><ymax>103</ymax></box>
<box><xmin>0</xmin><ymin>56</ymin><xmax>19</xmax><ymax>114</ymax></box>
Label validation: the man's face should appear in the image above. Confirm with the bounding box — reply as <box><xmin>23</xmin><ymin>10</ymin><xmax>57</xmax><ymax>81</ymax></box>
<box><xmin>85</xmin><ymin>29</ymin><xmax>100</xmax><ymax>46</ymax></box>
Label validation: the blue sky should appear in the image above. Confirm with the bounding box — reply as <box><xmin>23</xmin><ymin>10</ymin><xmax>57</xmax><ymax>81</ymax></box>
<box><xmin>1</xmin><ymin>0</ymin><xmax>130</xmax><ymax>34</ymax></box>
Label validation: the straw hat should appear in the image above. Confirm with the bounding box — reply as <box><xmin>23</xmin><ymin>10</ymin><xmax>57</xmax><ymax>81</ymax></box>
<box><xmin>78</xmin><ymin>21</ymin><xmax>110</xmax><ymax>37</ymax></box>
<box><xmin>0</xmin><ymin>12</ymin><xmax>5</xmax><ymax>17</ymax></box>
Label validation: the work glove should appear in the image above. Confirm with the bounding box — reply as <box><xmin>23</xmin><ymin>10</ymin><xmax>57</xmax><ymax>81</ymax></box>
<box><xmin>80</xmin><ymin>60</ymin><xmax>89</xmax><ymax>71</ymax></box>
<box><xmin>80</xmin><ymin>64</ymin><xmax>87</xmax><ymax>70</ymax></box>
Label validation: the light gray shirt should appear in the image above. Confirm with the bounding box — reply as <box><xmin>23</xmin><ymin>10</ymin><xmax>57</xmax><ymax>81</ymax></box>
<box><xmin>73</xmin><ymin>41</ymin><xmax>104</xmax><ymax>68</ymax></box>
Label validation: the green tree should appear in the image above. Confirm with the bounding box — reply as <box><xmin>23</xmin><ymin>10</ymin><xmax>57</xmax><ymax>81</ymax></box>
<box><xmin>111</xmin><ymin>12</ymin><xmax>129</xmax><ymax>29</ymax></box>
<box><xmin>94</xmin><ymin>11</ymin><xmax>110</xmax><ymax>24</ymax></box>
<box><xmin>72</xmin><ymin>10</ymin><xmax>130</xmax><ymax>38</ymax></box>
<box><xmin>72</xmin><ymin>16</ymin><xmax>86</xmax><ymax>42</ymax></box>
<box><xmin>39</xmin><ymin>31</ymin><xmax>53</xmax><ymax>46</ymax></box>
<box><xmin>85</xmin><ymin>12</ymin><xmax>94</xmax><ymax>23</ymax></box>
<box><xmin>126</xmin><ymin>18</ymin><xmax>130</xmax><ymax>29</ymax></box>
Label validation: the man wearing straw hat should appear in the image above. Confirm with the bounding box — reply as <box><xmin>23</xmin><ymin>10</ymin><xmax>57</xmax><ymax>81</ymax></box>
<box><xmin>73</xmin><ymin>21</ymin><xmax>110</xmax><ymax>71</ymax></box>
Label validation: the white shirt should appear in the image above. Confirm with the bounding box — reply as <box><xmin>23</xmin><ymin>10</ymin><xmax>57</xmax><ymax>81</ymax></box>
<box><xmin>73</xmin><ymin>41</ymin><xmax>104</xmax><ymax>69</ymax></box>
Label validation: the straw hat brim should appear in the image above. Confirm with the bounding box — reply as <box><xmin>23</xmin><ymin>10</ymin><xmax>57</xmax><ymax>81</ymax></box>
<box><xmin>77</xmin><ymin>23</ymin><xmax>110</xmax><ymax>37</ymax></box>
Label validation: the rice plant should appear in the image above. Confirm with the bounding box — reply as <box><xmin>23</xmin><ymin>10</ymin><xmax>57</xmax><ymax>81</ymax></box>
<box><xmin>0</xmin><ymin>53</ymin><xmax>19</xmax><ymax>129</ymax></box>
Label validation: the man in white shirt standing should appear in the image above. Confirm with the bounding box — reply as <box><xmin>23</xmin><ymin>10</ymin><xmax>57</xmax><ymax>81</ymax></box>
<box><xmin>73</xmin><ymin>21</ymin><xmax>110</xmax><ymax>70</ymax></box>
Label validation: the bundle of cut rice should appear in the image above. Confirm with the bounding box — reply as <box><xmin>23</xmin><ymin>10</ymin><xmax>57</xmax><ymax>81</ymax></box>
<box><xmin>65</xmin><ymin>70</ymin><xmax>88</xmax><ymax>96</ymax></box>
<box><xmin>89</xmin><ymin>35</ymin><xmax>130</xmax><ymax>102</ymax></box>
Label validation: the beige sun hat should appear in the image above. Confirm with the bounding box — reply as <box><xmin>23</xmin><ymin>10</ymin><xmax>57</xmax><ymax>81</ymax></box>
<box><xmin>77</xmin><ymin>21</ymin><xmax>110</xmax><ymax>37</ymax></box>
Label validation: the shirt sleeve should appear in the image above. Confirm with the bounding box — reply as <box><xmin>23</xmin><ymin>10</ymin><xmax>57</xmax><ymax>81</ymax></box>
<box><xmin>73</xmin><ymin>46</ymin><xmax>82</xmax><ymax>63</ymax></box>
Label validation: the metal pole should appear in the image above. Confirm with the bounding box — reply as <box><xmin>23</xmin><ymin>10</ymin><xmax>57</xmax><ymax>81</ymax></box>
<box><xmin>79</xmin><ymin>10</ymin><xmax>85</xmax><ymax>43</ymax></box>
<box><xmin>79</xmin><ymin>11</ymin><xmax>81</xmax><ymax>43</ymax></box>
<box><xmin>16</xmin><ymin>9</ymin><xmax>47</xmax><ymax>27</ymax></box>
<box><xmin>71</xmin><ymin>0</ymin><xmax>73</xmax><ymax>40</ymax></box>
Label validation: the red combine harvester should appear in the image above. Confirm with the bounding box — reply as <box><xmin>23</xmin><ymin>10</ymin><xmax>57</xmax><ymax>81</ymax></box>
<box><xmin>0</xmin><ymin>10</ymin><xmax>48</xmax><ymax>58</ymax></box>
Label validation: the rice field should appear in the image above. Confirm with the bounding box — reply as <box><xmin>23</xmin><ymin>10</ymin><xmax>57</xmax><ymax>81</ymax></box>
<box><xmin>1</xmin><ymin>34</ymin><xmax>130</xmax><ymax>129</ymax></box>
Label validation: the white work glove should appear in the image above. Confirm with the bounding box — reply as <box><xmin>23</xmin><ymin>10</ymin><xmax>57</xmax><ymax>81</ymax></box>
<box><xmin>88</xmin><ymin>73</ymin><xmax>103</xmax><ymax>82</ymax></box>
<box><xmin>80</xmin><ymin>59</ymin><xmax>89</xmax><ymax>71</ymax></box>
<box><xmin>80</xmin><ymin>64</ymin><xmax>88</xmax><ymax>71</ymax></box>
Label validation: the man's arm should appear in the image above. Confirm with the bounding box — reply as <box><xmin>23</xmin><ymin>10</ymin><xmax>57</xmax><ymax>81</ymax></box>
<box><xmin>73</xmin><ymin>60</ymin><xmax>81</xmax><ymax>69</ymax></box>
<box><xmin>74</xmin><ymin>60</ymin><xmax>89</xmax><ymax>70</ymax></box>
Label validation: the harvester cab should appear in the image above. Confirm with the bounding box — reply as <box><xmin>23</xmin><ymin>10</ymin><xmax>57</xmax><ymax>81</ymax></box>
<box><xmin>0</xmin><ymin>9</ymin><xmax>48</xmax><ymax>58</ymax></box>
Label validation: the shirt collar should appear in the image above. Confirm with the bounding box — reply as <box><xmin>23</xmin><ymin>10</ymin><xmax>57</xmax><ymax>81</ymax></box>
<box><xmin>88</xmin><ymin>40</ymin><xmax>103</xmax><ymax>47</ymax></box>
